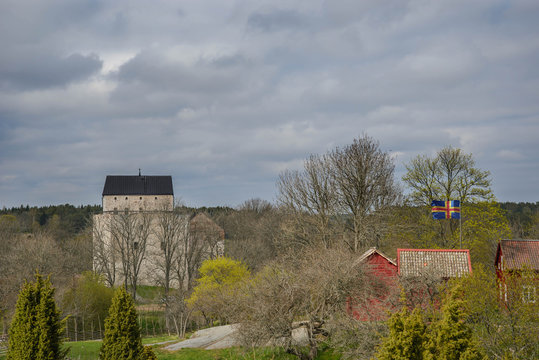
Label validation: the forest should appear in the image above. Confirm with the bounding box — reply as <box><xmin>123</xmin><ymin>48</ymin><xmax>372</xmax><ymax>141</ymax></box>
<box><xmin>0</xmin><ymin>136</ymin><xmax>538</xmax><ymax>359</ymax></box>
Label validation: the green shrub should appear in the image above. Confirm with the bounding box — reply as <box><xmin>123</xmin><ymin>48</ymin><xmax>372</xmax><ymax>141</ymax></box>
<box><xmin>7</xmin><ymin>272</ymin><xmax>67</xmax><ymax>360</ymax></box>
<box><xmin>99</xmin><ymin>287</ymin><xmax>144</xmax><ymax>360</ymax></box>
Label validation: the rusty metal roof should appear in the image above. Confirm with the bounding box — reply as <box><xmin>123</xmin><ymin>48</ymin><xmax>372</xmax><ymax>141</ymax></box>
<box><xmin>498</xmin><ymin>239</ymin><xmax>539</xmax><ymax>271</ymax></box>
<box><xmin>102</xmin><ymin>175</ymin><xmax>173</xmax><ymax>196</ymax></box>
<box><xmin>397</xmin><ymin>249</ymin><xmax>472</xmax><ymax>278</ymax></box>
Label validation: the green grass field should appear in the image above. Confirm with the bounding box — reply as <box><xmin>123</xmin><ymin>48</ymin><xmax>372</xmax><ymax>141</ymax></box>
<box><xmin>1</xmin><ymin>335</ymin><xmax>340</xmax><ymax>360</ymax></box>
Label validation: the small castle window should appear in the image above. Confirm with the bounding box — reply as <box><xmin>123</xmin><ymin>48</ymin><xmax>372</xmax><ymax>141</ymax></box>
<box><xmin>125</xmin><ymin>197</ymin><xmax>128</xmax><ymax>200</ymax></box>
<box><xmin>133</xmin><ymin>241</ymin><xmax>139</xmax><ymax>250</ymax></box>
<box><xmin>113</xmin><ymin>207</ymin><xmax>118</xmax><ymax>215</ymax></box>
<box><xmin>155</xmin><ymin>197</ymin><xmax>158</xmax><ymax>200</ymax></box>
<box><xmin>124</xmin><ymin>208</ymin><xmax>129</xmax><ymax>214</ymax></box>
<box><xmin>140</xmin><ymin>197</ymin><xmax>142</xmax><ymax>200</ymax></box>
<box><xmin>114</xmin><ymin>197</ymin><xmax>117</xmax><ymax>200</ymax></box>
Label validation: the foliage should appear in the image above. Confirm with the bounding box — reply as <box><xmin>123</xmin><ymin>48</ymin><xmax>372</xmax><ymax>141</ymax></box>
<box><xmin>455</xmin><ymin>266</ymin><xmax>538</xmax><ymax>359</ymax></box>
<box><xmin>186</xmin><ymin>257</ymin><xmax>250</xmax><ymax>324</ymax></box>
<box><xmin>375</xmin><ymin>307</ymin><xmax>427</xmax><ymax>360</ymax></box>
<box><xmin>500</xmin><ymin>201</ymin><xmax>539</xmax><ymax>238</ymax></box>
<box><xmin>141</xmin><ymin>346</ymin><xmax>158</xmax><ymax>360</ymax></box>
<box><xmin>423</xmin><ymin>284</ymin><xmax>486</xmax><ymax>360</ymax></box>
<box><xmin>459</xmin><ymin>202</ymin><xmax>511</xmax><ymax>268</ymax></box>
<box><xmin>62</xmin><ymin>271</ymin><xmax>114</xmax><ymax>333</ymax></box>
<box><xmin>7</xmin><ymin>272</ymin><xmax>67</xmax><ymax>360</ymax></box>
<box><xmin>99</xmin><ymin>287</ymin><xmax>144</xmax><ymax>360</ymax></box>
<box><xmin>403</xmin><ymin>146</ymin><xmax>493</xmax><ymax>206</ymax></box>
<box><xmin>383</xmin><ymin>201</ymin><xmax>511</xmax><ymax>268</ymax></box>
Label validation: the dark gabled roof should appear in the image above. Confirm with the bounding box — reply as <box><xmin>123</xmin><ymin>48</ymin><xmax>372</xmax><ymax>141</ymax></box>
<box><xmin>102</xmin><ymin>175</ymin><xmax>173</xmax><ymax>196</ymax></box>
<box><xmin>397</xmin><ymin>249</ymin><xmax>472</xmax><ymax>278</ymax></box>
<box><xmin>497</xmin><ymin>239</ymin><xmax>539</xmax><ymax>271</ymax></box>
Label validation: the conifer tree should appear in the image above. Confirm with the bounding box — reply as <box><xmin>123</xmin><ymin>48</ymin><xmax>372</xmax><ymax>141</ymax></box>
<box><xmin>99</xmin><ymin>287</ymin><xmax>144</xmax><ymax>360</ymax></box>
<box><xmin>375</xmin><ymin>307</ymin><xmax>427</xmax><ymax>360</ymax></box>
<box><xmin>424</xmin><ymin>285</ymin><xmax>486</xmax><ymax>360</ymax></box>
<box><xmin>7</xmin><ymin>272</ymin><xmax>67</xmax><ymax>360</ymax></box>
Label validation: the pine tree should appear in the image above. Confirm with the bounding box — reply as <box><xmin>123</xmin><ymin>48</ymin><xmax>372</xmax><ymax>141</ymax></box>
<box><xmin>7</xmin><ymin>272</ymin><xmax>67</xmax><ymax>360</ymax></box>
<box><xmin>375</xmin><ymin>307</ymin><xmax>427</xmax><ymax>360</ymax></box>
<box><xmin>99</xmin><ymin>287</ymin><xmax>144</xmax><ymax>360</ymax></box>
<box><xmin>424</xmin><ymin>285</ymin><xmax>486</xmax><ymax>360</ymax></box>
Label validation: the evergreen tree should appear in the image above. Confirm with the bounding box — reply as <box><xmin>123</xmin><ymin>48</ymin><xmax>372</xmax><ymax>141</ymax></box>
<box><xmin>375</xmin><ymin>307</ymin><xmax>427</xmax><ymax>360</ymax></box>
<box><xmin>140</xmin><ymin>346</ymin><xmax>157</xmax><ymax>360</ymax></box>
<box><xmin>7</xmin><ymin>272</ymin><xmax>67</xmax><ymax>360</ymax></box>
<box><xmin>424</xmin><ymin>285</ymin><xmax>486</xmax><ymax>360</ymax></box>
<box><xmin>99</xmin><ymin>287</ymin><xmax>144</xmax><ymax>360</ymax></box>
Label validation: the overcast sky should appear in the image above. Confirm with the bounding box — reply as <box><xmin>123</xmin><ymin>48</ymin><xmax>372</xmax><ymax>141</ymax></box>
<box><xmin>1</xmin><ymin>0</ymin><xmax>538</xmax><ymax>208</ymax></box>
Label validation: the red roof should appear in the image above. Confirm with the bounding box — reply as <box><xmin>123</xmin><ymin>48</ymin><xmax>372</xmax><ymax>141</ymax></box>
<box><xmin>496</xmin><ymin>239</ymin><xmax>539</xmax><ymax>271</ymax></box>
<box><xmin>397</xmin><ymin>249</ymin><xmax>472</xmax><ymax>278</ymax></box>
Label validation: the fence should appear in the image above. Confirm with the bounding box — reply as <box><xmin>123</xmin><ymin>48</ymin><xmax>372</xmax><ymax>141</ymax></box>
<box><xmin>64</xmin><ymin>311</ymin><xmax>169</xmax><ymax>342</ymax></box>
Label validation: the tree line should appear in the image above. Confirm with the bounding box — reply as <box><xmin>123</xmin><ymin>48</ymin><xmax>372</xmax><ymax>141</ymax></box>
<box><xmin>0</xmin><ymin>134</ymin><xmax>537</xmax><ymax>359</ymax></box>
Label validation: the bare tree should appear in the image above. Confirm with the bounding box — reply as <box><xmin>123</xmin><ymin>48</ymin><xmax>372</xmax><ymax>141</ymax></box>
<box><xmin>277</xmin><ymin>154</ymin><xmax>339</xmax><ymax>249</ymax></box>
<box><xmin>216</xmin><ymin>199</ymin><xmax>281</xmax><ymax>272</ymax></box>
<box><xmin>109</xmin><ymin>211</ymin><xmax>151</xmax><ymax>298</ymax></box>
<box><xmin>330</xmin><ymin>135</ymin><xmax>401</xmax><ymax>252</ymax></box>
<box><xmin>235</xmin><ymin>246</ymin><xmax>367</xmax><ymax>360</ymax></box>
<box><xmin>151</xmin><ymin>207</ymin><xmax>189</xmax><ymax>297</ymax></box>
<box><xmin>92</xmin><ymin>216</ymin><xmax>116</xmax><ymax>287</ymax></box>
<box><xmin>277</xmin><ymin>135</ymin><xmax>400</xmax><ymax>252</ymax></box>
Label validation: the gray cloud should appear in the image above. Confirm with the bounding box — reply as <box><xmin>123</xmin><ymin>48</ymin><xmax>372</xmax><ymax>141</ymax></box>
<box><xmin>0</xmin><ymin>0</ymin><xmax>538</xmax><ymax>208</ymax></box>
<box><xmin>0</xmin><ymin>53</ymin><xmax>103</xmax><ymax>90</ymax></box>
<box><xmin>247</xmin><ymin>9</ymin><xmax>307</xmax><ymax>32</ymax></box>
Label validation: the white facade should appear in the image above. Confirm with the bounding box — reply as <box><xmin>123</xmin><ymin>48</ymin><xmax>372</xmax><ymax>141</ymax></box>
<box><xmin>102</xmin><ymin>194</ymin><xmax>173</xmax><ymax>213</ymax></box>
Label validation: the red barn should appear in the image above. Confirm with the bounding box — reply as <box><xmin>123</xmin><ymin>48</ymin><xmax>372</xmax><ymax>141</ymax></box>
<box><xmin>495</xmin><ymin>239</ymin><xmax>539</xmax><ymax>303</ymax></box>
<box><xmin>347</xmin><ymin>248</ymin><xmax>398</xmax><ymax>320</ymax></box>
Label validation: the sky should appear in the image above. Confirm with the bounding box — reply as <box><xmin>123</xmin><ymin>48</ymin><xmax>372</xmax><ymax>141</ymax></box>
<box><xmin>1</xmin><ymin>0</ymin><xmax>538</xmax><ymax>209</ymax></box>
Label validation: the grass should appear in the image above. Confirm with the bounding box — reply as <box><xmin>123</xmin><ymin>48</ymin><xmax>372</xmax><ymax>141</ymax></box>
<box><xmin>1</xmin><ymin>335</ymin><xmax>341</xmax><ymax>360</ymax></box>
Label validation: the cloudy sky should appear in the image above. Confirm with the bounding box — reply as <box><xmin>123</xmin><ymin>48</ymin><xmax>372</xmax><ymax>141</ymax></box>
<box><xmin>1</xmin><ymin>0</ymin><xmax>538</xmax><ymax>208</ymax></box>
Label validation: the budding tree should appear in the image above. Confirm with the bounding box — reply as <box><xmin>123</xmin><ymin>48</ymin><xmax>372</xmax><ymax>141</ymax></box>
<box><xmin>403</xmin><ymin>146</ymin><xmax>492</xmax><ymax>206</ymax></box>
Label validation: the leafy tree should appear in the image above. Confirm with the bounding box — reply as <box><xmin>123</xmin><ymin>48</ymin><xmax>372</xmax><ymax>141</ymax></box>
<box><xmin>99</xmin><ymin>287</ymin><xmax>143</xmax><ymax>360</ymax></box>
<box><xmin>186</xmin><ymin>257</ymin><xmax>250</xmax><ymax>324</ymax></box>
<box><xmin>62</xmin><ymin>271</ymin><xmax>114</xmax><ymax>338</ymax></box>
<box><xmin>459</xmin><ymin>202</ymin><xmax>511</xmax><ymax>267</ymax></box>
<box><xmin>403</xmin><ymin>146</ymin><xmax>493</xmax><ymax>206</ymax></box>
<box><xmin>7</xmin><ymin>272</ymin><xmax>67</xmax><ymax>360</ymax></box>
<box><xmin>375</xmin><ymin>306</ymin><xmax>427</xmax><ymax>360</ymax></box>
<box><xmin>456</xmin><ymin>266</ymin><xmax>539</xmax><ymax>359</ymax></box>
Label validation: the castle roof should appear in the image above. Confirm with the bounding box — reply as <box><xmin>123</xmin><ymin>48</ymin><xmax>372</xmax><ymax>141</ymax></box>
<box><xmin>102</xmin><ymin>175</ymin><xmax>173</xmax><ymax>196</ymax></box>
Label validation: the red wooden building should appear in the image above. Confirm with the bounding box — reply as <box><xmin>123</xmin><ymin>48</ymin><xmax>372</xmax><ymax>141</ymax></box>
<box><xmin>347</xmin><ymin>248</ymin><xmax>473</xmax><ymax>320</ymax></box>
<box><xmin>495</xmin><ymin>239</ymin><xmax>539</xmax><ymax>303</ymax></box>
<box><xmin>347</xmin><ymin>248</ymin><xmax>398</xmax><ymax>320</ymax></box>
